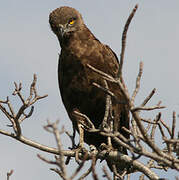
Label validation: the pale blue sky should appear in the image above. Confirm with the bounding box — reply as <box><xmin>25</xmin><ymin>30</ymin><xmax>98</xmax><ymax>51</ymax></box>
<box><xmin>0</xmin><ymin>0</ymin><xmax>179</xmax><ymax>179</ymax></box>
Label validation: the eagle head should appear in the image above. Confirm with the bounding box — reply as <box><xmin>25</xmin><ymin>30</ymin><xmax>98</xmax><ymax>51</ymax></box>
<box><xmin>49</xmin><ymin>6</ymin><xmax>84</xmax><ymax>39</ymax></box>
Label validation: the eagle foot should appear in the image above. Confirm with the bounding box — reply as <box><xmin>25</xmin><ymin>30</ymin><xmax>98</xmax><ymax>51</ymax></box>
<box><xmin>99</xmin><ymin>143</ymin><xmax>113</xmax><ymax>163</ymax></box>
<box><xmin>99</xmin><ymin>122</ymin><xmax>111</xmax><ymax>134</ymax></box>
<box><xmin>100</xmin><ymin>143</ymin><xmax>113</xmax><ymax>151</ymax></box>
<box><xmin>74</xmin><ymin>145</ymin><xmax>87</xmax><ymax>164</ymax></box>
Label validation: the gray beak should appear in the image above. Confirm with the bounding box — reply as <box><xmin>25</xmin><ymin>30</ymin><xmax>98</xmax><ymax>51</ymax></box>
<box><xmin>58</xmin><ymin>24</ymin><xmax>66</xmax><ymax>37</ymax></box>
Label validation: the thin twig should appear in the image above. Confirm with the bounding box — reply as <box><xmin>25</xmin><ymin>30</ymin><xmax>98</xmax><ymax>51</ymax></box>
<box><xmin>102</xmin><ymin>166</ymin><xmax>112</xmax><ymax>180</ymax></box>
<box><xmin>160</xmin><ymin>119</ymin><xmax>172</xmax><ymax>137</ymax></box>
<box><xmin>141</xmin><ymin>88</ymin><xmax>156</xmax><ymax>107</ymax></box>
<box><xmin>172</xmin><ymin>111</ymin><xmax>176</xmax><ymax>139</ymax></box>
<box><xmin>12</xmin><ymin>82</ymin><xmax>25</xmax><ymax>103</ymax></box>
<box><xmin>73</xmin><ymin>110</ymin><xmax>96</xmax><ymax>130</ymax></box>
<box><xmin>127</xmin><ymin>174</ymin><xmax>131</xmax><ymax>180</ymax></box>
<box><xmin>101</xmin><ymin>80</ymin><xmax>111</xmax><ymax>130</ymax></box>
<box><xmin>6</xmin><ymin>97</ymin><xmax>15</xmax><ymax>117</ymax></box>
<box><xmin>78</xmin><ymin>167</ymin><xmax>92</xmax><ymax>180</ymax></box>
<box><xmin>44</xmin><ymin>121</ymin><xmax>67</xmax><ymax>177</ymax></box>
<box><xmin>141</xmin><ymin>118</ymin><xmax>158</xmax><ymax>124</ymax></box>
<box><xmin>131</xmin><ymin>61</ymin><xmax>143</xmax><ymax>103</ymax></box>
<box><xmin>50</xmin><ymin>168</ymin><xmax>67</xmax><ymax>180</ymax></box>
<box><xmin>119</xmin><ymin>4</ymin><xmax>138</xmax><ymax>77</ymax></box>
<box><xmin>164</xmin><ymin>139</ymin><xmax>179</xmax><ymax>144</ymax></box>
<box><xmin>87</xmin><ymin>64</ymin><xmax>115</xmax><ymax>83</ymax></box>
<box><xmin>98</xmin><ymin>150</ymin><xmax>160</xmax><ymax>180</ymax></box>
<box><xmin>150</xmin><ymin>113</ymin><xmax>161</xmax><ymax>141</ymax></box>
<box><xmin>131</xmin><ymin>105</ymin><xmax>165</xmax><ymax>112</ymax></box>
<box><xmin>91</xmin><ymin>155</ymin><xmax>99</xmax><ymax>180</ymax></box>
<box><xmin>112</xmin><ymin>164</ymin><xmax>124</xmax><ymax>180</ymax></box>
<box><xmin>7</xmin><ymin>170</ymin><xmax>13</xmax><ymax>180</ymax></box>
<box><xmin>69</xmin><ymin>160</ymin><xmax>86</xmax><ymax>180</ymax></box>
<box><xmin>92</xmin><ymin>82</ymin><xmax>126</xmax><ymax>104</ymax></box>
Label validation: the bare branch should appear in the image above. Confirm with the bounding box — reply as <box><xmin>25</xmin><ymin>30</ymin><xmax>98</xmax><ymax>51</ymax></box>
<box><xmin>50</xmin><ymin>168</ymin><xmax>66</xmax><ymax>179</ymax></box>
<box><xmin>101</xmin><ymin>80</ymin><xmax>112</xmax><ymax>131</ymax></box>
<box><xmin>164</xmin><ymin>138</ymin><xmax>179</xmax><ymax>144</ymax></box>
<box><xmin>98</xmin><ymin>150</ymin><xmax>160</xmax><ymax>180</ymax></box>
<box><xmin>37</xmin><ymin>154</ymin><xmax>58</xmax><ymax>165</ymax></box>
<box><xmin>119</xmin><ymin>4</ymin><xmax>138</xmax><ymax>77</ymax></box>
<box><xmin>102</xmin><ymin>166</ymin><xmax>112</xmax><ymax>180</ymax></box>
<box><xmin>131</xmin><ymin>61</ymin><xmax>143</xmax><ymax>103</ymax></box>
<box><xmin>141</xmin><ymin>88</ymin><xmax>156</xmax><ymax>107</ymax></box>
<box><xmin>73</xmin><ymin>110</ymin><xmax>96</xmax><ymax>131</ymax></box>
<box><xmin>69</xmin><ymin>157</ymin><xmax>87</xmax><ymax>180</ymax></box>
<box><xmin>78</xmin><ymin>167</ymin><xmax>92</xmax><ymax>180</ymax></box>
<box><xmin>0</xmin><ymin>101</ymin><xmax>13</xmax><ymax>122</ymax></box>
<box><xmin>7</xmin><ymin>170</ymin><xmax>13</xmax><ymax>180</ymax></box>
<box><xmin>12</xmin><ymin>82</ymin><xmax>25</xmax><ymax>103</ymax></box>
<box><xmin>87</xmin><ymin>64</ymin><xmax>115</xmax><ymax>83</ymax></box>
<box><xmin>44</xmin><ymin>121</ymin><xmax>67</xmax><ymax>176</ymax></box>
<box><xmin>131</xmin><ymin>105</ymin><xmax>166</xmax><ymax>112</ymax></box>
<box><xmin>91</xmin><ymin>155</ymin><xmax>99</xmax><ymax>180</ymax></box>
<box><xmin>92</xmin><ymin>82</ymin><xmax>126</xmax><ymax>104</ymax></box>
<box><xmin>172</xmin><ymin>111</ymin><xmax>176</xmax><ymax>139</ymax></box>
<box><xmin>6</xmin><ymin>96</ymin><xmax>15</xmax><ymax>117</ymax></box>
<box><xmin>0</xmin><ymin>74</ymin><xmax>48</xmax><ymax>137</ymax></box>
<box><xmin>160</xmin><ymin>119</ymin><xmax>172</xmax><ymax>137</ymax></box>
<box><xmin>19</xmin><ymin>106</ymin><xmax>34</xmax><ymax>123</ymax></box>
<box><xmin>141</xmin><ymin>118</ymin><xmax>158</xmax><ymax>125</ymax></box>
<box><xmin>150</xmin><ymin>113</ymin><xmax>161</xmax><ymax>141</ymax></box>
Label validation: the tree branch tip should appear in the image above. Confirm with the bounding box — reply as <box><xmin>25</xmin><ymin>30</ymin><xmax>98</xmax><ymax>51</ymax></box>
<box><xmin>37</xmin><ymin>153</ymin><xmax>49</xmax><ymax>162</ymax></box>
<box><xmin>37</xmin><ymin>153</ymin><xmax>41</xmax><ymax>158</ymax></box>
<box><xmin>0</xmin><ymin>97</ymin><xmax>8</xmax><ymax>103</ymax></box>
<box><xmin>45</xmin><ymin>119</ymin><xmax>60</xmax><ymax>127</ymax></box>
<box><xmin>37</xmin><ymin>94</ymin><xmax>48</xmax><ymax>100</ymax></box>
<box><xmin>43</xmin><ymin>94</ymin><xmax>48</xmax><ymax>98</ymax></box>
<box><xmin>19</xmin><ymin>82</ymin><xmax>22</xmax><ymax>88</ymax></box>
<box><xmin>139</xmin><ymin>61</ymin><xmax>144</xmax><ymax>68</ymax></box>
<box><xmin>135</xmin><ymin>4</ymin><xmax>138</xmax><ymax>10</ymax></box>
<box><xmin>14</xmin><ymin>81</ymin><xmax>17</xmax><ymax>87</ymax></box>
<box><xmin>31</xmin><ymin>74</ymin><xmax>37</xmax><ymax>86</ymax></box>
<box><xmin>7</xmin><ymin>169</ymin><xmax>14</xmax><ymax>176</ymax></box>
<box><xmin>33</xmin><ymin>73</ymin><xmax>37</xmax><ymax>78</ymax></box>
<box><xmin>130</xmin><ymin>4</ymin><xmax>138</xmax><ymax>18</ymax></box>
<box><xmin>7</xmin><ymin>124</ymin><xmax>13</xmax><ymax>127</ymax></box>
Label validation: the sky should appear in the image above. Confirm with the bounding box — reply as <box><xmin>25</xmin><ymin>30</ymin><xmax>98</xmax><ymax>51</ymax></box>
<box><xmin>0</xmin><ymin>0</ymin><xmax>179</xmax><ymax>179</ymax></box>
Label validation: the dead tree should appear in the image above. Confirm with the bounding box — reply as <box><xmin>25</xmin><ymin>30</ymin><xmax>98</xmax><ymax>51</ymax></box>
<box><xmin>0</xmin><ymin>4</ymin><xmax>178</xmax><ymax>180</ymax></box>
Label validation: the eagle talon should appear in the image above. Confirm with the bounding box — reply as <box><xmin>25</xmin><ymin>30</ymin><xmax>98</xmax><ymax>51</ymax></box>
<box><xmin>74</xmin><ymin>145</ymin><xmax>87</xmax><ymax>164</ymax></box>
<box><xmin>100</xmin><ymin>122</ymin><xmax>110</xmax><ymax>132</ymax></box>
<box><xmin>68</xmin><ymin>144</ymin><xmax>78</xmax><ymax>150</ymax></box>
<box><xmin>100</xmin><ymin>143</ymin><xmax>113</xmax><ymax>152</ymax></box>
<box><xmin>99</xmin><ymin>143</ymin><xmax>113</xmax><ymax>163</ymax></box>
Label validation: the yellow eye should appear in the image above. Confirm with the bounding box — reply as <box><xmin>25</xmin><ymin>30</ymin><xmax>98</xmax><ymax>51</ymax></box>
<box><xmin>69</xmin><ymin>19</ymin><xmax>75</xmax><ymax>25</ymax></box>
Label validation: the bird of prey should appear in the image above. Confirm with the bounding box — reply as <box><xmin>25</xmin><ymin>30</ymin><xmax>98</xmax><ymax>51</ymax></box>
<box><xmin>49</xmin><ymin>6</ymin><xmax>129</xmax><ymax>172</ymax></box>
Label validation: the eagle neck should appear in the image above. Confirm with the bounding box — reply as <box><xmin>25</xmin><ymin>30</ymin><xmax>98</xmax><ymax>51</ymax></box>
<box><xmin>59</xmin><ymin>25</ymin><xmax>94</xmax><ymax>50</ymax></box>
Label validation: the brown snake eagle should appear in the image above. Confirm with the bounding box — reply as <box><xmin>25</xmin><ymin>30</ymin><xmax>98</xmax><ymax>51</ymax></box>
<box><xmin>49</xmin><ymin>6</ymin><xmax>130</xmax><ymax>173</ymax></box>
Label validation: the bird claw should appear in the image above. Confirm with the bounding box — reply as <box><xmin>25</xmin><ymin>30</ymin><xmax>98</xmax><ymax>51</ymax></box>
<box><xmin>99</xmin><ymin>143</ymin><xmax>113</xmax><ymax>163</ymax></box>
<box><xmin>99</xmin><ymin>143</ymin><xmax>113</xmax><ymax>152</ymax></box>
<box><xmin>74</xmin><ymin>145</ymin><xmax>87</xmax><ymax>164</ymax></box>
<box><xmin>100</xmin><ymin>122</ymin><xmax>111</xmax><ymax>132</ymax></box>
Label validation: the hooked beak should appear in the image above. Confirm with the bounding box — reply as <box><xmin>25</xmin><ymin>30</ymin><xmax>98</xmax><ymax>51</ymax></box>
<box><xmin>58</xmin><ymin>24</ymin><xmax>67</xmax><ymax>37</ymax></box>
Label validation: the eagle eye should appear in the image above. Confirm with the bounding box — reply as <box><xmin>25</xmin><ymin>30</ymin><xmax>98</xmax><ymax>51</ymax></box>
<box><xmin>68</xmin><ymin>18</ymin><xmax>76</xmax><ymax>25</ymax></box>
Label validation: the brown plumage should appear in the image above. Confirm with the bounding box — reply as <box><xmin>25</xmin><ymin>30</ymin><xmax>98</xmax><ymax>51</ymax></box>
<box><xmin>49</xmin><ymin>6</ymin><xmax>129</xmax><ymax>172</ymax></box>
